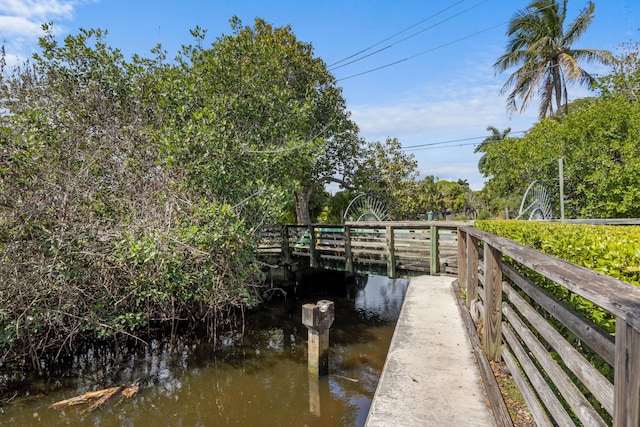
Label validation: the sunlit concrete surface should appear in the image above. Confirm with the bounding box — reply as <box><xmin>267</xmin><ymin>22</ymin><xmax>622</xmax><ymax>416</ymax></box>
<box><xmin>365</xmin><ymin>275</ymin><xmax>496</xmax><ymax>426</ymax></box>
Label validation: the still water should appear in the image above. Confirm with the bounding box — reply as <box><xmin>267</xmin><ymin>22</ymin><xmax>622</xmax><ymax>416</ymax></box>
<box><xmin>0</xmin><ymin>274</ymin><xmax>408</xmax><ymax>427</ymax></box>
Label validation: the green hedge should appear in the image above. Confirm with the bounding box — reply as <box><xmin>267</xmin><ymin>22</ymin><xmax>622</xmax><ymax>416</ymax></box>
<box><xmin>475</xmin><ymin>220</ymin><xmax>640</xmax><ymax>287</ymax></box>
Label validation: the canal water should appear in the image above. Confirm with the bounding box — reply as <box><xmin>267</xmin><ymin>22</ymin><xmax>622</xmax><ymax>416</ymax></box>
<box><xmin>0</xmin><ymin>274</ymin><xmax>408</xmax><ymax>426</ymax></box>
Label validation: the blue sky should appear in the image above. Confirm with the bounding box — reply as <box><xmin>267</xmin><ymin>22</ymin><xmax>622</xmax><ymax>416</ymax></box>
<box><xmin>1</xmin><ymin>0</ymin><xmax>639</xmax><ymax>190</ymax></box>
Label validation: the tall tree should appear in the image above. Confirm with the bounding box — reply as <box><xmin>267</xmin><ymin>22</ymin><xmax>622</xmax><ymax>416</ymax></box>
<box><xmin>170</xmin><ymin>18</ymin><xmax>360</xmax><ymax>225</ymax></box>
<box><xmin>494</xmin><ymin>0</ymin><xmax>614</xmax><ymax>118</ymax></box>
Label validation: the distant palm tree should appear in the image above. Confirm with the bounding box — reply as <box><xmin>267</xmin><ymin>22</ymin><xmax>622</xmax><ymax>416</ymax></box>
<box><xmin>494</xmin><ymin>0</ymin><xmax>615</xmax><ymax>118</ymax></box>
<box><xmin>475</xmin><ymin>126</ymin><xmax>511</xmax><ymax>173</ymax></box>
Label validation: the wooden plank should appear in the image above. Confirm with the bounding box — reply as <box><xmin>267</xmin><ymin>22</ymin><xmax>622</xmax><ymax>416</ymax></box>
<box><xmin>430</xmin><ymin>225</ymin><xmax>439</xmax><ymax>275</ymax></box>
<box><xmin>502</xmin><ymin>263</ymin><xmax>615</xmax><ymax>367</ymax></box>
<box><xmin>483</xmin><ymin>242</ymin><xmax>503</xmax><ymax>361</ymax></box>
<box><xmin>461</xmin><ymin>226</ymin><xmax>640</xmax><ymax>332</ymax></box>
<box><xmin>504</xmin><ymin>305</ymin><xmax>607</xmax><ymax>426</ymax></box>
<box><xmin>501</xmin><ymin>347</ymin><xmax>553</xmax><ymax>427</ymax></box>
<box><xmin>467</xmin><ymin>234</ymin><xmax>479</xmax><ymax>309</ymax></box>
<box><xmin>503</xmin><ymin>282</ymin><xmax>614</xmax><ymax>416</ymax></box>
<box><xmin>614</xmin><ymin>318</ymin><xmax>640</xmax><ymax>427</ymax></box>
<box><xmin>502</xmin><ymin>325</ymin><xmax>575</xmax><ymax>427</ymax></box>
<box><xmin>457</xmin><ymin>228</ymin><xmax>468</xmax><ymax>305</ymax></box>
<box><xmin>453</xmin><ymin>281</ymin><xmax>513</xmax><ymax>427</ymax></box>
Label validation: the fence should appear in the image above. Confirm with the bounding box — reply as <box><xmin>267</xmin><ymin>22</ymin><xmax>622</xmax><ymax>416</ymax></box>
<box><xmin>458</xmin><ymin>225</ymin><xmax>640</xmax><ymax>426</ymax></box>
<box><xmin>258</xmin><ymin>222</ymin><xmax>468</xmax><ymax>277</ymax></box>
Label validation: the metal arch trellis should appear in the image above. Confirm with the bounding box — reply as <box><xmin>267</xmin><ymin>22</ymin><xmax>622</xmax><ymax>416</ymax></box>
<box><xmin>516</xmin><ymin>180</ymin><xmax>553</xmax><ymax>221</ymax></box>
<box><xmin>343</xmin><ymin>194</ymin><xmax>390</xmax><ymax>222</ymax></box>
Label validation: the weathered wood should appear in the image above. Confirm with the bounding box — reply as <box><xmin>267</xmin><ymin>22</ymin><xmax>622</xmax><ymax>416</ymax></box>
<box><xmin>483</xmin><ymin>242</ymin><xmax>503</xmax><ymax>361</ymax></box>
<box><xmin>282</xmin><ymin>225</ymin><xmax>291</xmax><ymax>266</ymax></box>
<box><xmin>502</xmin><ymin>326</ymin><xmax>573</xmax><ymax>426</ymax></box>
<box><xmin>502</xmin><ymin>263</ymin><xmax>615</xmax><ymax>366</ymax></box>
<box><xmin>503</xmin><ymin>282</ymin><xmax>614</xmax><ymax>416</ymax></box>
<box><xmin>385</xmin><ymin>226</ymin><xmax>396</xmax><ymax>278</ymax></box>
<box><xmin>308</xmin><ymin>225</ymin><xmax>318</xmax><ymax>268</ymax></box>
<box><xmin>501</xmin><ymin>348</ymin><xmax>553</xmax><ymax>427</ymax></box>
<box><xmin>429</xmin><ymin>225</ymin><xmax>439</xmax><ymax>275</ymax></box>
<box><xmin>453</xmin><ymin>281</ymin><xmax>513</xmax><ymax>427</ymax></box>
<box><xmin>504</xmin><ymin>305</ymin><xmax>607</xmax><ymax>426</ymax></box>
<box><xmin>614</xmin><ymin>318</ymin><xmax>640</xmax><ymax>427</ymax></box>
<box><xmin>344</xmin><ymin>226</ymin><xmax>353</xmax><ymax>274</ymax></box>
<box><xmin>461</xmin><ymin>226</ymin><xmax>640</xmax><ymax>332</ymax></box>
<box><xmin>467</xmin><ymin>234</ymin><xmax>479</xmax><ymax>310</ymax></box>
<box><xmin>457</xmin><ymin>229</ymin><xmax>468</xmax><ymax>304</ymax></box>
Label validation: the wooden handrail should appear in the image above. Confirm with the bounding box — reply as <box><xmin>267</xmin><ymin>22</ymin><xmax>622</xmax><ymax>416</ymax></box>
<box><xmin>458</xmin><ymin>225</ymin><xmax>640</xmax><ymax>426</ymax></box>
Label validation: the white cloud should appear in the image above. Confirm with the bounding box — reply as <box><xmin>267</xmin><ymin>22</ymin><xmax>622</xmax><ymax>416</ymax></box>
<box><xmin>0</xmin><ymin>0</ymin><xmax>75</xmax><ymax>21</ymax></box>
<box><xmin>0</xmin><ymin>0</ymin><xmax>88</xmax><ymax>58</ymax></box>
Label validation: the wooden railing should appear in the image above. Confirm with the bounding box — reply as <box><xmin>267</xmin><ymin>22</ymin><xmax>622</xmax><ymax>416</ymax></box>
<box><xmin>259</xmin><ymin>221</ymin><xmax>470</xmax><ymax>277</ymax></box>
<box><xmin>458</xmin><ymin>226</ymin><xmax>640</xmax><ymax>426</ymax></box>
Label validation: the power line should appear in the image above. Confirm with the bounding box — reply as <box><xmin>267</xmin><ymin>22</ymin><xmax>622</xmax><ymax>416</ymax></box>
<box><xmin>337</xmin><ymin>22</ymin><xmax>505</xmax><ymax>81</ymax></box>
<box><xmin>329</xmin><ymin>1</ymin><xmax>480</xmax><ymax>71</ymax></box>
<box><xmin>328</xmin><ymin>0</ymin><xmax>466</xmax><ymax>68</ymax></box>
<box><xmin>335</xmin><ymin>2</ymin><xmax>561</xmax><ymax>82</ymax></box>
<box><xmin>401</xmin><ymin>130</ymin><xmax>528</xmax><ymax>151</ymax></box>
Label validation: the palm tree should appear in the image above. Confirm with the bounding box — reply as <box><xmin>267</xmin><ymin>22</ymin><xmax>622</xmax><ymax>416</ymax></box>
<box><xmin>494</xmin><ymin>0</ymin><xmax>615</xmax><ymax>118</ymax></box>
<box><xmin>475</xmin><ymin>126</ymin><xmax>511</xmax><ymax>174</ymax></box>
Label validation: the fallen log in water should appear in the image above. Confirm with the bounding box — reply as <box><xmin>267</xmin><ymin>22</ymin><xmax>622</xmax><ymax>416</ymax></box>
<box><xmin>48</xmin><ymin>382</ymin><xmax>139</xmax><ymax>413</ymax></box>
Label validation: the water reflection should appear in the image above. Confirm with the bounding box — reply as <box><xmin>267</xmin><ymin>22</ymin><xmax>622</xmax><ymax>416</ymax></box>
<box><xmin>0</xmin><ymin>274</ymin><xmax>408</xmax><ymax>427</ymax></box>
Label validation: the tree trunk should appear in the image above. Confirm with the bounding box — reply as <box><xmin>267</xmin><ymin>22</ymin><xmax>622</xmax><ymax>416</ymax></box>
<box><xmin>294</xmin><ymin>176</ymin><xmax>354</xmax><ymax>225</ymax></box>
<box><xmin>295</xmin><ymin>191</ymin><xmax>312</xmax><ymax>225</ymax></box>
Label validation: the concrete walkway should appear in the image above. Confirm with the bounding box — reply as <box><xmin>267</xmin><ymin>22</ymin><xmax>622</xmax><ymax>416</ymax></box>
<box><xmin>365</xmin><ymin>275</ymin><xmax>497</xmax><ymax>427</ymax></box>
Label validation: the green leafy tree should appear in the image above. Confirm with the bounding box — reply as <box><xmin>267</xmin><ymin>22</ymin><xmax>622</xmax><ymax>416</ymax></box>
<box><xmin>352</xmin><ymin>137</ymin><xmax>417</xmax><ymax>220</ymax></box>
<box><xmin>494</xmin><ymin>0</ymin><xmax>614</xmax><ymax>118</ymax></box>
<box><xmin>595</xmin><ymin>37</ymin><xmax>640</xmax><ymax>102</ymax></box>
<box><xmin>168</xmin><ymin>18</ymin><xmax>360</xmax><ymax>225</ymax></box>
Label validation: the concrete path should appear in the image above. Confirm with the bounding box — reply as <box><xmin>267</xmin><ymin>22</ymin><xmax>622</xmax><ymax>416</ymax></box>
<box><xmin>365</xmin><ymin>275</ymin><xmax>497</xmax><ymax>427</ymax></box>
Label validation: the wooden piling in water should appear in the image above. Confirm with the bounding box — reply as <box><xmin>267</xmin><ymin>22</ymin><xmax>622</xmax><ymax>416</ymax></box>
<box><xmin>302</xmin><ymin>300</ymin><xmax>335</xmax><ymax>376</ymax></box>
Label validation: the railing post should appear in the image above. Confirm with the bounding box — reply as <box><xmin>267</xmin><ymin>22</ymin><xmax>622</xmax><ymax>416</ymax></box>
<box><xmin>430</xmin><ymin>225</ymin><xmax>439</xmax><ymax>275</ymax></box>
<box><xmin>483</xmin><ymin>242</ymin><xmax>503</xmax><ymax>362</ymax></box>
<box><xmin>467</xmin><ymin>234</ymin><xmax>479</xmax><ymax>310</ymax></box>
<box><xmin>282</xmin><ymin>225</ymin><xmax>291</xmax><ymax>266</ymax></box>
<box><xmin>457</xmin><ymin>228</ymin><xmax>468</xmax><ymax>302</ymax></box>
<box><xmin>386</xmin><ymin>225</ymin><xmax>396</xmax><ymax>278</ymax></box>
<box><xmin>344</xmin><ymin>225</ymin><xmax>354</xmax><ymax>274</ymax></box>
<box><xmin>614</xmin><ymin>318</ymin><xmax>640</xmax><ymax>426</ymax></box>
<box><xmin>309</xmin><ymin>225</ymin><xmax>318</xmax><ymax>268</ymax></box>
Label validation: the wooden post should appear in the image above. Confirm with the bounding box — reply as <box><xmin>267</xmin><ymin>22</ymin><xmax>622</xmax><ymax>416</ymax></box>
<box><xmin>614</xmin><ymin>318</ymin><xmax>640</xmax><ymax>426</ymax></box>
<box><xmin>386</xmin><ymin>226</ymin><xmax>396</xmax><ymax>278</ymax></box>
<box><xmin>344</xmin><ymin>225</ymin><xmax>354</xmax><ymax>274</ymax></box>
<box><xmin>282</xmin><ymin>225</ymin><xmax>291</xmax><ymax>266</ymax></box>
<box><xmin>483</xmin><ymin>242</ymin><xmax>503</xmax><ymax>362</ymax></box>
<box><xmin>308</xmin><ymin>225</ymin><xmax>318</xmax><ymax>268</ymax></box>
<box><xmin>457</xmin><ymin>228</ymin><xmax>468</xmax><ymax>303</ymax></box>
<box><xmin>467</xmin><ymin>235</ymin><xmax>479</xmax><ymax>311</ymax></box>
<box><xmin>302</xmin><ymin>300</ymin><xmax>335</xmax><ymax>376</ymax></box>
<box><xmin>430</xmin><ymin>225</ymin><xmax>439</xmax><ymax>275</ymax></box>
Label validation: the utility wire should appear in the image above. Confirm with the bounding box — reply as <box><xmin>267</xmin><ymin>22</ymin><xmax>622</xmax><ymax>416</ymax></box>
<box><xmin>330</xmin><ymin>0</ymin><xmax>488</xmax><ymax>72</ymax></box>
<box><xmin>335</xmin><ymin>2</ymin><xmax>560</xmax><ymax>81</ymax></box>
<box><xmin>402</xmin><ymin>130</ymin><xmax>527</xmax><ymax>149</ymax></box>
<box><xmin>328</xmin><ymin>0</ymin><xmax>466</xmax><ymax>68</ymax></box>
<box><xmin>337</xmin><ymin>22</ymin><xmax>504</xmax><ymax>81</ymax></box>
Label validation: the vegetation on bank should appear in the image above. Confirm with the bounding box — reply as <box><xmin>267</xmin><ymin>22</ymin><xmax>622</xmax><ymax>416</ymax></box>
<box><xmin>1</xmin><ymin>0</ymin><xmax>639</xmax><ymax>372</ymax></box>
<box><xmin>0</xmin><ymin>18</ymin><xmax>363</xmax><ymax>368</ymax></box>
